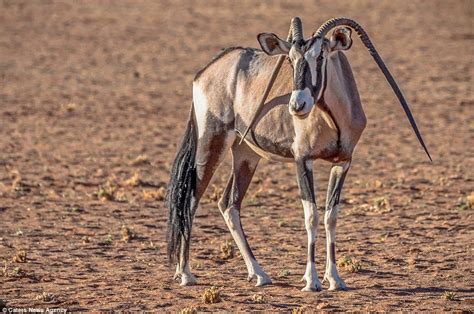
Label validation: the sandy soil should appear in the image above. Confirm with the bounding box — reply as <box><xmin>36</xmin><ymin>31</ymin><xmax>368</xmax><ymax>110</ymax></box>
<box><xmin>1</xmin><ymin>0</ymin><xmax>473</xmax><ymax>311</ymax></box>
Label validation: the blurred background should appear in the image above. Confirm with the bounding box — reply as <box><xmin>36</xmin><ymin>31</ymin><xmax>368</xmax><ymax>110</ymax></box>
<box><xmin>0</xmin><ymin>0</ymin><xmax>472</xmax><ymax>311</ymax></box>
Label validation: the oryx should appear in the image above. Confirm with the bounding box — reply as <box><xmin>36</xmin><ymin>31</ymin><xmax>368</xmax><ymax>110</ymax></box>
<box><xmin>166</xmin><ymin>17</ymin><xmax>430</xmax><ymax>291</ymax></box>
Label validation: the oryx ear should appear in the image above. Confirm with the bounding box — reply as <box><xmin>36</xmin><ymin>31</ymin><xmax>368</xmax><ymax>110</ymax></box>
<box><xmin>329</xmin><ymin>27</ymin><xmax>352</xmax><ymax>51</ymax></box>
<box><xmin>257</xmin><ymin>33</ymin><xmax>291</xmax><ymax>55</ymax></box>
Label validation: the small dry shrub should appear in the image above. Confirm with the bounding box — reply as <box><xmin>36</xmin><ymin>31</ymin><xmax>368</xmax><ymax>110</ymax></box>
<box><xmin>208</xmin><ymin>184</ymin><xmax>223</xmax><ymax>202</ymax></box>
<box><xmin>292</xmin><ymin>306</ymin><xmax>308</xmax><ymax>314</ymax></box>
<box><xmin>456</xmin><ymin>194</ymin><xmax>473</xmax><ymax>211</ymax></box>
<box><xmin>371</xmin><ymin>196</ymin><xmax>392</xmax><ymax>213</ymax></box>
<box><xmin>130</xmin><ymin>154</ymin><xmax>150</xmax><ymax>166</ymax></box>
<box><xmin>97</xmin><ymin>182</ymin><xmax>117</xmax><ymax>201</ymax></box>
<box><xmin>61</xmin><ymin>102</ymin><xmax>78</xmax><ymax>113</ymax></box>
<box><xmin>250</xmin><ymin>293</ymin><xmax>266</xmax><ymax>303</ymax></box>
<box><xmin>278</xmin><ymin>269</ymin><xmax>291</xmax><ymax>278</ymax></box>
<box><xmin>337</xmin><ymin>255</ymin><xmax>361</xmax><ymax>273</ymax></box>
<box><xmin>12</xmin><ymin>250</ymin><xmax>27</xmax><ymax>263</ymax></box>
<box><xmin>35</xmin><ymin>292</ymin><xmax>57</xmax><ymax>303</ymax></box>
<box><xmin>1</xmin><ymin>260</ymin><xmax>9</xmax><ymax>277</ymax></box>
<box><xmin>11</xmin><ymin>176</ymin><xmax>30</xmax><ymax>196</ymax></box>
<box><xmin>443</xmin><ymin>291</ymin><xmax>457</xmax><ymax>301</ymax></box>
<box><xmin>120</xmin><ymin>224</ymin><xmax>135</xmax><ymax>242</ymax></box>
<box><xmin>202</xmin><ymin>286</ymin><xmax>221</xmax><ymax>304</ymax></box>
<box><xmin>373</xmin><ymin>179</ymin><xmax>383</xmax><ymax>188</ymax></box>
<box><xmin>467</xmin><ymin>193</ymin><xmax>474</xmax><ymax>209</ymax></box>
<box><xmin>220</xmin><ymin>240</ymin><xmax>234</xmax><ymax>260</ymax></box>
<box><xmin>103</xmin><ymin>234</ymin><xmax>113</xmax><ymax>245</ymax></box>
<box><xmin>317</xmin><ymin>302</ymin><xmax>331</xmax><ymax>309</ymax></box>
<box><xmin>142</xmin><ymin>186</ymin><xmax>166</xmax><ymax>201</ymax></box>
<box><xmin>179</xmin><ymin>307</ymin><xmax>197</xmax><ymax>314</ymax></box>
<box><xmin>11</xmin><ymin>266</ymin><xmax>22</xmax><ymax>277</ymax></box>
<box><xmin>123</xmin><ymin>172</ymin><xmax>141</xmax><ymax>187</ymax></box>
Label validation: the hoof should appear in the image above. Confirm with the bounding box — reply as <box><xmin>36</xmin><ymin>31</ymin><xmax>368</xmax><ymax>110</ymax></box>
<box><xmin>328</xmin><ymin>283</ymin><xmax>347</xmax><ymax>291</ymax></box>
<box><xmin>301</xmin><ymin>284</ymin><xmax>321</xmax><ymax>292</ymax></box>
<box><xmin>301</xmin><ymin>274</ymin><xmax>322</xmax><ymax>292</ymax></box>
<box><xmin>327</xmin><ymin>278</ymin><xmax>347</xmax><ymax>291</ymax></box>
<box><xmin>248</xmin><ymin>273</ymin><xmax>272</xmax><ymax>287</ymax></box>
<box><xmin>179</xmin><ymin>273</ymin><xmax>197</xmax><ymax>286</ymax></box>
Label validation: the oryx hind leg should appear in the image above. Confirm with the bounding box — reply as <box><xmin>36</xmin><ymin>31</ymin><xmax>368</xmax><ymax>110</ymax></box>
<box><xmin>323</xmin><ymin>160</ymin><xmax>351</xmax><ymax>290</ymax></box>
<box><xmin>218</xmin><ymin>140</ymin><xmax>271</xmax><ymax>287</ymax></box>
<box><xmin>174</xmin><ymin>112</ymin><xmax>235</xmax><ymax>286</ymax></box>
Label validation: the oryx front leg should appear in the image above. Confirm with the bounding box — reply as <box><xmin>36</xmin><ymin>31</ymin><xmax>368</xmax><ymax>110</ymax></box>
<box><xmin>218</xmin><ymin>141</ymin><xmax>271</xmax><ymax>287</ymax></box>
<box><xmin>323</xmin><ymin>160</ymin><xmax>350</xmax><ymax>291</ymax></box>
<box><xmin>296</xmin><ymin>160</ymin><xmax>321</xmax><ymax>292</ymax></box>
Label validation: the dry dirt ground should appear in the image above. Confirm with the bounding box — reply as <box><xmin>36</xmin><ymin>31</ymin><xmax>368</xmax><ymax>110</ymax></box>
<box><xmin>1</xmin><ymin>0</ymin><xmax>473</xmax><ymax>311</ymax></box>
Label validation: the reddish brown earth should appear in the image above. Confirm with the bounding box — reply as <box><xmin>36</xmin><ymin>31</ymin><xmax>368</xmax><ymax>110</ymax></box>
<box><xmin>1</xmin><ymin>0</ymin><xmax>473</xmax><ymax>311</ymax></box>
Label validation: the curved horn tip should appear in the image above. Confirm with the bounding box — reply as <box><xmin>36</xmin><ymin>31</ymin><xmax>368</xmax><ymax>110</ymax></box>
<box><xmin>290</xmin><ymin>16</ymin><xmax>304</xmax><ymax>41</ymax></box>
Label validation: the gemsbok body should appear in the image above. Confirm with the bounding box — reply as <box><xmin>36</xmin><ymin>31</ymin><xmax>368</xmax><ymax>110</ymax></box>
<box><xmin>166</xmin><ymin>17</ymin><xmax>430</xmax><ymax>291</ymax></box>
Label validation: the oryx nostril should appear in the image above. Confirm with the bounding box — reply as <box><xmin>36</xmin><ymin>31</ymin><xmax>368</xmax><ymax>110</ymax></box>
<box><xmin>295</xmin><ymin>101</ymin><xmax>306</xmax><ymax>112</ymax></box>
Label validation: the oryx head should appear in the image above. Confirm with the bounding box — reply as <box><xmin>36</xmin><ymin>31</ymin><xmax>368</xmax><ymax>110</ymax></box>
<box><xmin>257</xmin><ymin>18</ymin><xmax>352</xmax><ymax>117</ymax></box>
<box><xmin>255</xmin><ymin>17</ymin><xmax>432</xmax><ymax>161</ymax></box>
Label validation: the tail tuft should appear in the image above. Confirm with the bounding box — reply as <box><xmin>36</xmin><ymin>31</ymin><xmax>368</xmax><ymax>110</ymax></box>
<box><xmin>165</xmin><ymin>106</ymin><xmax>197</xmax><ymax>265</ymax></box>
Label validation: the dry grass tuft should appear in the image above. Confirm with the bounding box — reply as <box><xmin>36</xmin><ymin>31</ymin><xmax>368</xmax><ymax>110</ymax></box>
<box><xmin>1</xmin><ymin>260</ymin><xmax>9</xmax><ymax>277</ymax></box>
<box><xmin>35</xmin><ymin>292</ymin><xmax>57</xmax><ymax>303</ymax></box>
<box><xmin>61</xmin><ymin>102</ymin><xmax>78</xmax><ymax>113</ymax></box>
<box><xmin>11</xmin><ymin>176</ymin><xmax>30</xmax><ymax>196</ymax></box>
<box><xmin>120</xmin><ymin>224</ymin><xmax>135</xmax><ymax>242</ymax></box>
<box><xmin>220</xmin><ymin>240</ymin><xmax>234</xmax><ymax>260</ymax></box>
<box><xmin>97</xmin><ymin>182</ymin><xmax>118</xmax><ymax>201</ymax></box>
<box><xmin>208</xmin><ymin>184</ymin><xmax>223</xmax><ymax>202</ymax></box>
<box><xmin>103</xmin><ymin>234</ymin><xmax>113</xmax><ymax>245</ymax></box>
<box><xmin>371</xmin><ymin>196</ymin><xmax>392</xmax><ymax>213</ymax></box>
<box><xmin>12</xmin><ymin>250</ymin><xmax>27</xmax><ymax>263</ymax></box>
<box><xmin>443</xmin><ymin>291</ymin><xmax>457</xmax><ymax>301</ymax></box>
<box><xmin>123</xmin><ymin>172</ymin><xmax>141</xmax><ymax>187</ymax></box>
<box><xmin>456</xmin><ymin>193</ymin><xmax>473</xmax><ymax>211</ymax></box>
<box><xmin>337</xmin><ymin>255</ymin><xmax>361</xmax><ymax>273</ymax></box>
<box><xmin>142</xmin><ymin>186</ymin><xmax>166</xmax><ymax>201</ymax></box>
<box><xmin>316</xmin><ymin>302</ymin><xmax>331</xmax><ymax>309</ymax></box>
<box><xmin>278</xmin><ymin>269</ymin><xmax>291</xmax><ymax>278</ymax></box>
<box><xmin>130</xmin><ymin>154</ymin><xmax>150</xmax><ymax>166</ymax></box>
<box><xmin>179</xmin><ymin>307</ymin><xmax>197</xmax><ymax>314</ymax></box>
<box><xmin>467</xmin><ymin>193</ymin><xmax>474</xmax><ymax>209</ymax></box>
<box><xmin>373</xmin><ymin>179</ymin><xmax>383</xmax><ymax>188</ymax></box>
<box><xmin>292</xmin><ymin>306</ymin><xmax>308</xmax><ymax>314</ymax></box>
<box><xmin>202</xmin><ymin>286</ymin><xmax>221</xmax><ymax>304</ymax></box>
<box><xmin>250</xmin><ymin>293</ymin><xmax>266</xmax><ymax>303</ymax></box>
<box><xmin>11</xmin><ymin>266</ymin><xmax>22</xmax><ymax>277</ymax></box>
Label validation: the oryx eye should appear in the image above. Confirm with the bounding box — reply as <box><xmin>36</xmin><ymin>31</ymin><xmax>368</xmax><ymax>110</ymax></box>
<box><xmin>317</xmin><ymin>55</ymin><xmax>323</xmax><ymax>62</ymax></box>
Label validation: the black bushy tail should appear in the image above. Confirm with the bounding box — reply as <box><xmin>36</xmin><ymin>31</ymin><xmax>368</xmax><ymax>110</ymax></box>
<box><xmin>165</xmin><ymin>105</ymin><xmax>197</xmax><ymax>265</ymax></box>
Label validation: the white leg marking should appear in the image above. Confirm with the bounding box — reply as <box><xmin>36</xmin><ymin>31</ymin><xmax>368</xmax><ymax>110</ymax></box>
<box><xmin>301</xmin><ymin>199</ymin><xmax>321</xmax><ymax>292</ymax></box>
<box><xmin>223</xmin><ymin>206</ymin><xmax>271</xmax><ymax>286</ymax></box>
<box><xmin>324</xmin><ymin>205</ymin><xmax>346</xmax><ymax>291</ymax></box>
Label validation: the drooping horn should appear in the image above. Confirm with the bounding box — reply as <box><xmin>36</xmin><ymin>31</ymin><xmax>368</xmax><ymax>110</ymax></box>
<box><xmin>314</xmin><ymin>18</ymin><xmax>432</xmax><ymax>161</ymax></box>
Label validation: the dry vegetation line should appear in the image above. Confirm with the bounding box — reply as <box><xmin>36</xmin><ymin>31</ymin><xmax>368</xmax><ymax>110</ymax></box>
<box><xmin>165</xmin><ymin>16</ymin><xmax>431</xmax><ymax>292</ymax></box>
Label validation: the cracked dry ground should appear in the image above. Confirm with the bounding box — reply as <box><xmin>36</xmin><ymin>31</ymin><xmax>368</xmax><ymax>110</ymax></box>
<box><xmin>0</xmin><ymin>0</ymin><xmax>473</xmax><ymax>311</ymax></box>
